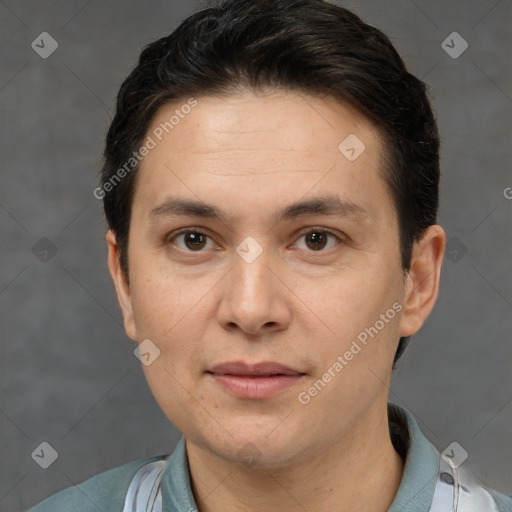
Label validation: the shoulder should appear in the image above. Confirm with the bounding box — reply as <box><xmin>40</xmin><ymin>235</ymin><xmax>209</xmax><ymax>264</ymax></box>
<box><xmin>486</xmin><ymin>486</ymin><xmax>512</xmax><ymax>512</ymax></box>
<box><xmin>27</xmin><ymin>454</ymin><xmax>168</xmax><ymax>512</ymax></box>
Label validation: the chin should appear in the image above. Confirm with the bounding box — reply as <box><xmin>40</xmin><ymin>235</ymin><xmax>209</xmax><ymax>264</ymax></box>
<box><xmin>203</xmin><ymin>424</ymin><xmax>309</xmax><ymax>469</ymax></box>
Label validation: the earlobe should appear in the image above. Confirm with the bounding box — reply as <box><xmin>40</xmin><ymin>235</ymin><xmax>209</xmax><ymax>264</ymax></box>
<box><xmin>106</xmin><ymin>230</ymin><xmax>138</xmax><ymax>342</ymax></box>
<box><xmin>399</xmin><ymin>225</ymin><xmax>446</xmax><ymax>337</ymax></box>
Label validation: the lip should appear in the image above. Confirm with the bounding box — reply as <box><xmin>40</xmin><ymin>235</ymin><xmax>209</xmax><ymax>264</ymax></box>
<box><xmin>209</xmin><ymin>361</ymin><xmax>303</xmax><ymax>376</ymax></box>
<box><xmin>206</xmin><ymin>361</ymin><xmax>306</xmax><ymax>399</ymax></box>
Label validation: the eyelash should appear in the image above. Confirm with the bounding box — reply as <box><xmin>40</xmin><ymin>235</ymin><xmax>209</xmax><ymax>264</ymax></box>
<box><xmin>166</xmin><ymin>228</ymin><xmax>343</xmax><ymax>254</ymax></box>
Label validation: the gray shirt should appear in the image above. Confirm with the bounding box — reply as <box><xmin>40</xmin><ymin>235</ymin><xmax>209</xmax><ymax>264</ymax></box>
<box><xmin>27</xmin><ymin>403</ymin><xmax>512</xmax><ymax>511</ymax></box>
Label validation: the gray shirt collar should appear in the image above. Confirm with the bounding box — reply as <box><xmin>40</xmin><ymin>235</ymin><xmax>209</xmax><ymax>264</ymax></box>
<box><xmin>160</xmin><ymin>402</ymin><xmax>440</xmax><ymax>512</ymax></box>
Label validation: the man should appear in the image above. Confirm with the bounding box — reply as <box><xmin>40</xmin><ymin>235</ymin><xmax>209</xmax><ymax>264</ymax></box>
<box><xmin>28</xmin><ymin>0</ymin><xmax>512</xmax><ymax>510</ymax></box>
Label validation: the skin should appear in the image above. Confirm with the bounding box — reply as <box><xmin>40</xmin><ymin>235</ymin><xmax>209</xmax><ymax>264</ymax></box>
<box><xmin>107</xmin><ymin>90</ymin><xmax>445</xmax><ymax>512</ymax></box>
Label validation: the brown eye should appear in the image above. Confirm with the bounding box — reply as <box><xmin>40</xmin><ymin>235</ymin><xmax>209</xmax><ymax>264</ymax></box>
<box><xmin>305</xmin><ymin>231</ymin><xmax>328</xmax><ymax>251</ymax></box>
<box><xmin>294</xmin><ymin>229</ymin><xmax>340</xmax><ymax>252</ymax></box>
<box><xmin>170</xmin><ymin>231</ymin><xmax>214</xmax><ymax>251</ymax></box>
<box><xmin>184</xmin><ymin>232</ymin><xmax>207</xmax><ymax>250</ymax></box>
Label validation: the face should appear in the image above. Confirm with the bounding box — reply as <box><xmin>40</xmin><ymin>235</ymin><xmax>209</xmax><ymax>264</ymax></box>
<box><xmin>108</xmin><ymin>91</ymin><xmax>435</xmax><ymax>468</ymax></box>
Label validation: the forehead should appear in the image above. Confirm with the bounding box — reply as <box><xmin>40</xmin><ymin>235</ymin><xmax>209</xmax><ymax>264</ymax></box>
<box><xmin>146</xmin><ymin>91</ymin><xmax>382</xmax><ymax>163</ymax></box>
<box><xmin>132</xmin><ymin>91</ymin><xmax>393</xmax><ymax>224</ymax></box>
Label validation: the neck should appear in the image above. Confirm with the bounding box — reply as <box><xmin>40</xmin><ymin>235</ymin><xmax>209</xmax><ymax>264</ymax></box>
<box><xmin>186</xmin><ymin>402</ymin><xmax>405</xmax><ymax>512</ymax></box>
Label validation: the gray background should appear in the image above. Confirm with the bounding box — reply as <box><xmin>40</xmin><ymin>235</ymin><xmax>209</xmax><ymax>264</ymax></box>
<box><xmin>0</xmin><ymin>0</ymin><xmax>510</xmax><ymax>510</ymax></box>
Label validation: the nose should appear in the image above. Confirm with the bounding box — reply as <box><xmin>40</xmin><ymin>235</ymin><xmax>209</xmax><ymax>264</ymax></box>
<box><xmin>215</xmin><ymin>246</ymin><xmax>291</xmax><ymax>337</ymax></box>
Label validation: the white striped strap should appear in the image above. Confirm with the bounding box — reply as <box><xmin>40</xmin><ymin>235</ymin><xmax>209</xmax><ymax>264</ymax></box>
<box><xmin>429</xmin><ymin>455</ymin><xmax>500</xmax><ymax>511</ymax></box>
<box><xmin>122</xmin><ymin>460</ymin><xmax>166</xmax><ymax>512</ymax></box>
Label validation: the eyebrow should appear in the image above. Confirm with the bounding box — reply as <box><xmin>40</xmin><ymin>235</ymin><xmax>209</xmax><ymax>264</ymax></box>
<box><xmin>148</xmin><ymin>195</ymin><xmax>370</xmax><ymax>224</ymax></box>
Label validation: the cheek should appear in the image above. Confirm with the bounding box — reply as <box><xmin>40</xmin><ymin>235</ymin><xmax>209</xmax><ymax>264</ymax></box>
<box><xmin>311</xmin><ymin>268</ymin><xmax>395</xmax><ymax>332</ymax></box>
<box><xmin>142</xmin><ymin>361</ymin><xmax>209</xmax><ymax>437</ymax></box>
<box><xmin>301</xmin><ymin>282</ymin><xmax>400</xmax><ymax>427</ymax></box>
<box><xmin>129</xmin><ymin>262</ymin><xmax>211</xmax><ymax>339</ymax></box>
<box><xmin>304</xmin><ymin>269</ymin><xmax>403</xmax><ymax>384</ymax></box>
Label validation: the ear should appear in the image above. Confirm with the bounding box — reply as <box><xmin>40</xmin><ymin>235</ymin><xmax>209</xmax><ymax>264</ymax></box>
<box><xmin>399</xmin><ymin>224</ymin><xmax>446</xmax><ymax>337</ymax></box>
<box><xmin>106</xmin><ymin>230</ymin><xmax>138</xmax><ymax>342</ymax></box>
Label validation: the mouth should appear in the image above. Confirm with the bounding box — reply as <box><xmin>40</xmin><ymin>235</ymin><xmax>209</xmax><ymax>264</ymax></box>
<box><xmin>206</xmin><ymin>361</ymin><xmax>306</xmax><ymax>399</ymax></box>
